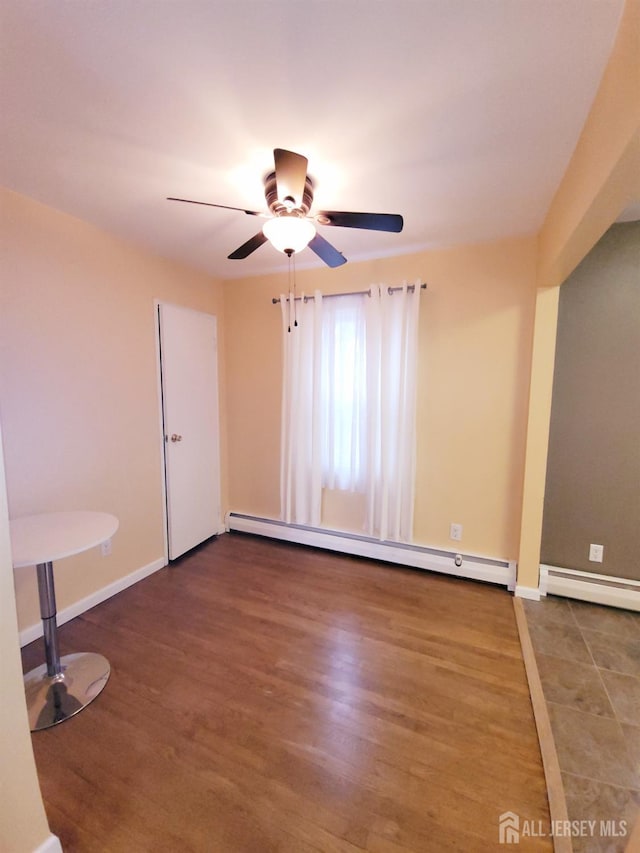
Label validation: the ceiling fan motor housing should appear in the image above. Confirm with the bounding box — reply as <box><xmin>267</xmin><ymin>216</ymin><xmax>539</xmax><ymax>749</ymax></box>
<box><xmin>264</xmin><ymin>172</ymin><xmax>314</xmax><ymax>217</ymax></box>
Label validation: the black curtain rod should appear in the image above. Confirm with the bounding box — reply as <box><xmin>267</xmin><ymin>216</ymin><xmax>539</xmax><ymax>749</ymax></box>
<box><xmin>271</xmin><ymin>283</ymin><xmax>427</xmax><ymax>305</ymax></box>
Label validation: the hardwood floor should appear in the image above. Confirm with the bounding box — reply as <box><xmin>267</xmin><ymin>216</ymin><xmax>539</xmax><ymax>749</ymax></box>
<box><xmin>22</xmin><ymin>533</ymin><xmax>552</xmax><ymax>852</ymax></box>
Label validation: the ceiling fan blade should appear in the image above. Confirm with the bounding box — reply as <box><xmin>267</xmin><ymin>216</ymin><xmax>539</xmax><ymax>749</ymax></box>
<box><xmin>308</xmin><ymin>234</ymin><xmax>347</xmax><ymax>268</ymax></box>
<box><xmin>317</xmin><ymin>211</ymin><xmax>404</xmax><ymax>233</ymax></box>
<box><xmin>228</xmin><ymin>231</ymin><xmax>268</xmax><ymax>260</ymax></box>
<box><xmin>274</xmin><ymin>149</ymin><xmax>308</xmax><ymax>208</ymax></box>
<box><xmin>167</xmin><ymin>197</ymin><xmax>264</xmax><ymax>217</ymax></box>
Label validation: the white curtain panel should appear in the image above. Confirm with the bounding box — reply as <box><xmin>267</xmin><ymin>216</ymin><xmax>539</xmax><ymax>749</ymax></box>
<box><xmin>280</xmin><ymin>282</ymin><xmax>421</xmax><ymax>542</ymax></box>
<box><xmin>280</xmin><ymin>291</ymin><xmax>323</xmax><ymax>526</ymax></box>
<box><xmin>366</xmin><ymin>284</ymin><xmax>420</xmax><ymax>541</ymax></box>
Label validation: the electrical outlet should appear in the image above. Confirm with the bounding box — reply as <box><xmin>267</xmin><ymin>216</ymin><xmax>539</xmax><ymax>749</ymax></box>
<box><xmin>450</xmin><ymin>523</ymin><xmax>463</xmax><ymax>542</ymax></box>
<box><xmin>101</xmin><ymin>538</ymin><xmax>112</xmax><ymax>557</ymax></box>
<box><xmin>589</xmin><ymin>543</ymin><xmax>604</xmax><ymax>563</ymax></box>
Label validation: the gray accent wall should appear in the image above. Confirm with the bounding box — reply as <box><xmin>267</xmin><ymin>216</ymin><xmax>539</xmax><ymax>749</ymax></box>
<box><xmin>541</xmin><ymin>221</ymin><xmax>640</xmax><ymax>579</ymax></box>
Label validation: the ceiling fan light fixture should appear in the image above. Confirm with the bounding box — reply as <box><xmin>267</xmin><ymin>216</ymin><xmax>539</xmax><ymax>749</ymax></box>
<box><xmin>262</xmin><ymin>215</ymin><xmax>316</xmax><ymax>254</ymax></box>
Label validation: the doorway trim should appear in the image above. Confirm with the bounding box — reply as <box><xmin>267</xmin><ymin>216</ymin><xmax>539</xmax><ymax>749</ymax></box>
<box><xmin>154</xmin><ymin>300</ymin><xmax>170</xmax><ymax>565</ymax></box>
<box><xmin>155</xmin><ymin>300</ymin><xmax>224</xmax><ymax>563</ymax></box>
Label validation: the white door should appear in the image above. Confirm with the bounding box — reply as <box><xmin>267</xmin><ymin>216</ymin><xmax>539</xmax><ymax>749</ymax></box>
<box><xmin>158</xmin><ymin>304</ymin><xmax>222</xmax><ymax>559</ymax></box>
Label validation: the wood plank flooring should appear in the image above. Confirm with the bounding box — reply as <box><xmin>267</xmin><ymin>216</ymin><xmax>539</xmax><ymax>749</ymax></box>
<box><xmin>22</xmin><ymin>533</ymin><xmax>552</xmax><ymax>852</ymax></box>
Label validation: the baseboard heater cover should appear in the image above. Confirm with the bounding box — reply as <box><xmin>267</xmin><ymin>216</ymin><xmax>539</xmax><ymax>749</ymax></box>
<box><xmin>227</xmin><ymin>513</ymin><xmax>516</xmax><ymax>589</ymax></box>
<box><xmin>540</xmin><ymin>564</ymin><xmax>640</xmax><ymax>612</ymax></box>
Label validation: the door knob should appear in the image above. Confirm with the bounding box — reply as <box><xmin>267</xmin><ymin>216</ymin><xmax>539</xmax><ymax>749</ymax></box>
<box><xmin>170</xmin><ymin>434</ymin><xmax>183</xmax><ymax>442</ymax></box>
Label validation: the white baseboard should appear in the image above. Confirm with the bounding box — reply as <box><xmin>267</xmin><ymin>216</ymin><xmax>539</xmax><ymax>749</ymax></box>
<box><xmin>227</xmin><ymin>512</ymin><xmax>515</xmax><ymax>588</ymax></box>
<box><xmin>540</xmin><ymin>564</ymin><xmax>640</xmax><ymax>612</ymax></box>
<box><xmin>34</xmin><ymin>834</ymin><xmax>63</xmax><ymax>853</ymax></box>
<box><xmin>515</xmin><ymin>584</ymin><xmax>542</xmax><ymax>601</ymax></box>
<box><xmin>19</xmin><ymin>556</ymin><xmax>166</xmax><ymax>648</ymax></box>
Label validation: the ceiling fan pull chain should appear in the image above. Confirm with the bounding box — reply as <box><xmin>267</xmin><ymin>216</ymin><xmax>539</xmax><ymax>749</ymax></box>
<box><xmin>287</xmin><ymin>253</ymin><xmax>292</xmax><ymax>333</ymax></box>
<box><xmin>293</xmin><ymin>252</ymin><xmax>298</xmax><ymax>328</ymax></box>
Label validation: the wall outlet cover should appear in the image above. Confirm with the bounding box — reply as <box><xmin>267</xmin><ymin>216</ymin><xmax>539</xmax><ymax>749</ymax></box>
<box><xmin>450</xmin><ymin>523</ymin><xmax>463</xmax><ymax>542</ymax></box>
<box><xmin>589</xmin><ymin>543</ymin><xmax>604</xmax><ymax>563</ymax></box>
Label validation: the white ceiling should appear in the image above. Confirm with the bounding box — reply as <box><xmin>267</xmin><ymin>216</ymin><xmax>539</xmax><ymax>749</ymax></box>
<box><xmin>0</xmin><ymin>1</ymin><xmax>627</xmax><ymax>279</ymax></box>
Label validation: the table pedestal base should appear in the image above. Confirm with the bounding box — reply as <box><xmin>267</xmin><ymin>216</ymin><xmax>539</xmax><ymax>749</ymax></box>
<box><xmin>24</xmin><ymin>652</ymin><xmax>110</xmax><ymax>731</ymax></box>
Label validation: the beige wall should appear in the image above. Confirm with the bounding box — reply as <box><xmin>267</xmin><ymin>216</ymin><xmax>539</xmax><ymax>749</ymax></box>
<box><xmin>224</xmin><ymin>236</ymin><xmax>537</xmax><ymax>560</ymax></box>
<box><xmin>542</xmin><ymin>221</ymin><xmax>640</xmax><ymax>578</ymax></box>
<box><xmin>538</xmin><ymin>0</ymin><xmax>640</xmax><ymax>291</ymax></box>
<box><xmin>0</xmin><ymin>188</ymin><xmax>226</xmax><ymax>632</ymax></box>
<box><xmin>517</xmin><ymin>0</ymin><xmax>640</xmax><ymax>588</ymax></box>
<box><xmin>0</xmin><ymin>420</ymin><xmax>53</xmax><ymax>853</ymax></box>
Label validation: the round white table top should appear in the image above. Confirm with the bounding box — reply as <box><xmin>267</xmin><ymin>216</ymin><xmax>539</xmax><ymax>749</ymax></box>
<box><xmin>10</xmin><ymin>511</ymin><xmax>119</xmax><ymax>568</ymax></box>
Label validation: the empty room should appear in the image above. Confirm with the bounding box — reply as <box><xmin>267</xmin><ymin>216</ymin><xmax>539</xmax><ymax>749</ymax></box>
<box><xmin>1</xmin><ymin>2</ymin><xmax>638</xmax><ymax>852</ymax></box>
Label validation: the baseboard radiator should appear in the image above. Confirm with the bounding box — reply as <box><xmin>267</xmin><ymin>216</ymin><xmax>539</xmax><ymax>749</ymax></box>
<box><xmin>540</xmin><ymin>564</ymin><xmax>640</xmax><ymax>612</ymax></box>
<box><xmin>227</xmin><ymin>512</ymin><xmax>516</xmax><ymax>589</ymax></box>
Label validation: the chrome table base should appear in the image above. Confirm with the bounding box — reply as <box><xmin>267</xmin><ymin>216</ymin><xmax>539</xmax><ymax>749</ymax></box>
<box><xmin>24</xmin><ymin>652</ymin><xmax>110</xmax><ymax>731</ymax></box>
<box><xmin>26</xmin><ymin>561</ymin><xmax>110</xmax><ymax>731</ymax></box>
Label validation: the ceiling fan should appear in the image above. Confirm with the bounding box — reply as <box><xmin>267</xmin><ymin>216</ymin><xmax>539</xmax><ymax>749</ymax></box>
<box><xmin>168</xmin><ymin>148</ymin><xmax>403</xmax><ymax>268</ymax></box>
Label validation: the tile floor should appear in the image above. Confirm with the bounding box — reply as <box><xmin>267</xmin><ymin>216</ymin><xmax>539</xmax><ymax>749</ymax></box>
<box><xmin>522</xmin><ymin>596</ymin><xmax>640</xmax><ymax>853</ymax></box>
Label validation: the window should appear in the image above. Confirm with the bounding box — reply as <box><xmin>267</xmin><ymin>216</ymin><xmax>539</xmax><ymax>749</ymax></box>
<box><xmin>320</xmin><ymin>293</ymin><xmax>368</xmax><ymax>492</ymax></box>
